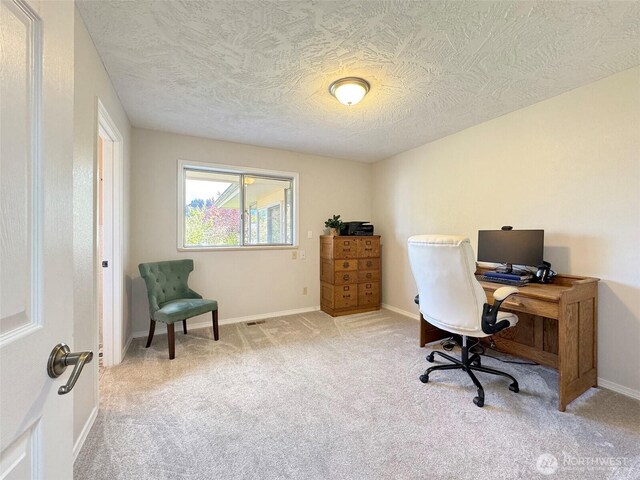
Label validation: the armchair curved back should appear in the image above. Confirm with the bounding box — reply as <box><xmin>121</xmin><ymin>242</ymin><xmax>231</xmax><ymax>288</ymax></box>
<box><xmin>138</xmin><ymin>259</ymin><xmax>195</xmax><ymax>315</ymax></box>
<box><xmin>407</xmin><ymin>235</ymin><xmax>486</xmax><ymax>334</ymax></box>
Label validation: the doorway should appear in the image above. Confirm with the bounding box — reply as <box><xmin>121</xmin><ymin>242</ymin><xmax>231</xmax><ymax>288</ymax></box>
<box><xmin>97</xmin><ymin>100</ymin><xmax>124</xmax><ymax>368</ymax></box>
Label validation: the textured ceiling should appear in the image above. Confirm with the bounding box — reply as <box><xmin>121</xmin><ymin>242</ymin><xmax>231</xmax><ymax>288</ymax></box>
<box><xmin>77</xmin><ymin>1</ymin><xmax>640</xmax><ymax>162</ymax></box>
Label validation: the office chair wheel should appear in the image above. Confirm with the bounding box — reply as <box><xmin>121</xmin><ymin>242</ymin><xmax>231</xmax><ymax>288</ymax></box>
<box><xmin>426</xmin><ymin>353</ymin><xmax>435</xmax><ymax>363</ymax></box>
<box><xmin>471</xmin><ymin>358</ymin><xmax>481</xmax><ymax>367</ymax></box>
<box><xmin>419</xmin><ymin>374</ymin><xmax>429</xmax><ymax>383</ymax></box>
<box><xmin>509</xmin><ymin>382</ymin><xmax>519</xmax><ymax>393</ymax></box>
<box><xmin>473</xmin><ymin>396</ymin><xmax>484</xmax><ymax>407</ymax></box>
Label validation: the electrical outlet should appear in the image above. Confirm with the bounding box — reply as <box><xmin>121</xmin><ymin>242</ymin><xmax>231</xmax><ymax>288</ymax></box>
<box><xmin>307</xmin><ymin>230</ymin><xmax>313</xmax><ymax>239</ymax></box>
<box><xmin>291</xmin><ymin>251</ymin><xmax>297</xmax><ymax>260</ymax></box>
<box><xmin>300</xmin><ymin>249</ymin><xmax>306</xmax><ymax>260</ymax></box>
<box><xmin>302</xmin><ymin>287</ymin><xmax>308</xmax><ymax>295</ymax></box>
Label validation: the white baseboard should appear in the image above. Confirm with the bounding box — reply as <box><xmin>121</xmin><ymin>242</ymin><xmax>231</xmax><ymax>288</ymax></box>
<box><xmin>73</xmin><ymin>405</ymin><xmax>98</xmax><ymax>463</ymax></box>
<box><xmin>131</xmin><ymin>306</ymin><xmax>321</xmax><ymax>339</ymax></box>
<box><xmin>121</xmin><ymin>334</ymin><xmax>133</xmax><ymax>359</ymax></box>
<box><xmin>381</xmin><ymin>303</ymin><xmax>418</xmax><ymax>320</ymax></box>
<box><xmin>598</xmin><ymin>378</ymin><xmax>640</xmax><ymax>401</ymax></box>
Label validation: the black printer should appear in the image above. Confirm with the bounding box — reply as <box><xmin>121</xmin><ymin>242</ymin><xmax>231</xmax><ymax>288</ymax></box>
<box><xmin>340</xmin><ymin>221</ymin><xmax>374</xmax><ymax>236</ymax></box>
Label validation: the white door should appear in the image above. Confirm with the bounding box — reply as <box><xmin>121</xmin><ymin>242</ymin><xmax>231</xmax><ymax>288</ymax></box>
<box><xmin>1</xmin><ymin>0</ymin><xmax>77</xmax><ymax>478</ymax></box>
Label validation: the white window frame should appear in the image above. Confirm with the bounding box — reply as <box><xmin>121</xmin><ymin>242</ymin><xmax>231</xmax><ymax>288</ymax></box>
<box><xmin>177</xmin><ymin>159</ymin><xmax>298</xmax><ymax>251</ymax></box>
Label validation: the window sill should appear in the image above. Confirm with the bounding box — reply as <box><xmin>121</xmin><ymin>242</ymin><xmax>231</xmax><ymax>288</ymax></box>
<box><xmin>178</xmin><ymin>245</ymin><xmax>299</xmax><ymax>252</ymax></box>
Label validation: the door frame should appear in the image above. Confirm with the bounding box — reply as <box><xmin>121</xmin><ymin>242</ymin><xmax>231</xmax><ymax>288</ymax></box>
<box><xmin>96</xmin><ymin>99</ymin><xmax>124</xmax><ymax>367</ymax></box>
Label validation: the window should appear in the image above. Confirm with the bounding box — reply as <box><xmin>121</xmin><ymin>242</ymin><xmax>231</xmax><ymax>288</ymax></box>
<box><xmin>178</xmin><ymin>161</ymin><xmax>296</xmax><ymax>249</ymax></box>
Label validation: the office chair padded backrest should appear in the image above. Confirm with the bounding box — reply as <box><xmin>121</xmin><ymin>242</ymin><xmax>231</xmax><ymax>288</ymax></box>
<box><xmin>138</xmin><ymin>259</ymin><xmax>195</xmax><ymax>314</ymax></box>
<box><xmin>407</xmin><ymin>235</ymin><xmax>486</xmax><ymax>333</ymax></box>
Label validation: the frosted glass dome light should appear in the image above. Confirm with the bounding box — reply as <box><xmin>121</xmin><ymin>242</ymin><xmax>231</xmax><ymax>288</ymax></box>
<box><xmin>329</xmin><ymin>77</ymin><xmax>370</xmax><ymax>106</ymax></box>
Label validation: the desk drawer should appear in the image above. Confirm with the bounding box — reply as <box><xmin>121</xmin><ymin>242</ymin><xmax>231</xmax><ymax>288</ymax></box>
<box><xmin>321</xmin><ymin>283</ymin><xmax>358</xmax><ymax>309</ymax></box>
<box><xmin>358</xmin><ymin>282</ymin><xmax>380</xmax><ymax>306</ymax></box>
<box><xmin>334</xmin><ymin>238</ymin><xmax>358</xmax><ymax>259</ymax></box>
<box><xmin>358</xmin><ymin>270</ymin><xmax>380</xmax><ymax>283</ymax></box>
<box><xmin>335</xmin><ymin>284</ymin><xmax>358</xmax><ymax>308</ymax></box>
<box><xmin>357</xmin><ymin>238</ymin><xmax>380</xmax><ymax>257</ymax></box>
<box><xmin>335</xmin><ymin>259</ymin><xmax>358</xmax><ymax>272</ymax></box>
<box><xmin>498</xmin><ymin>294</ymin><xmax>559</xmax><ymax>319</ymax></box>
<box><xmin>334</xmin><ymin>271</ymin><xmax>358</xmax><ymax>285</ymax></box>
<box><xmin>358</xmin><ymin>258</ymin><xmax>380</xmax><ymax>271</ymax></box>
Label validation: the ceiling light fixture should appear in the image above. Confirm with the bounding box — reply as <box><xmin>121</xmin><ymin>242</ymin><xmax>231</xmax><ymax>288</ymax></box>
<box><xmin>329</xmin><ymin>77</ymin><xmax>370</xmax><ymax>106</ymax></box>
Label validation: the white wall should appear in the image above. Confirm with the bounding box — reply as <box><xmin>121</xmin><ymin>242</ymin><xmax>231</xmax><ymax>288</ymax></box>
<box><xmin>73</xmin><ymin>8</ymin><xmax>131</xmax><ymax>449</ymax></box>
<box><xmin>372</xmin><ymin>66</ymin><xmax>640</xmax><ymax>395</ymax></box>
<box><xmin>130</xmin><ymin>128</ymin><xmax>372</xmax><ymax>335</ymax></box>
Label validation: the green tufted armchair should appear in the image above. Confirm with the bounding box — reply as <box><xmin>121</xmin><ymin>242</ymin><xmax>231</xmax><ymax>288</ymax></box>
<box><xmin>138</xmin><ymin>259</ymin><xmax>218</xmax><ymax>359</ymax></box>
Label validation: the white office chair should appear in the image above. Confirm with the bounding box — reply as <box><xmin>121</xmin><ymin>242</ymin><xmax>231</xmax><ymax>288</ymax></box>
<box><xmin>407</xmin><ymin>234</ymin><xmax>521</xmax><ymax>407</ymax></box>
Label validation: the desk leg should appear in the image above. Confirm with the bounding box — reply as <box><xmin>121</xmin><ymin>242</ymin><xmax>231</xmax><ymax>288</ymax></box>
<box><xmin>559</xmin><ymin>398</ymin><xmax>567</xmax><ymax>413</ymax></box>
<box><xmin>419</xmin><ymin>314</ymin><xmax>449</xmax><ymax>347</ymax></box>
<box><xmin>558</xmin><ymin>293</ymin><xmax>598</xmax><ymax>412</ymax></box>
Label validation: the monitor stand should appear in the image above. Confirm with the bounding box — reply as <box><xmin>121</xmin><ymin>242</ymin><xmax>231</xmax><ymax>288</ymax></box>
<box><xmin>495</xmin><ymin>263</ymin><xmax>514</xmax><ymax>274</ymax></box>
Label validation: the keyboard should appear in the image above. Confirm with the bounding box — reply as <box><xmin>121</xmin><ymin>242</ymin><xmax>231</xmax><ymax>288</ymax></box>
<box><xmin>477</xmin><ymin>275</ymin><xmax>529</xmax><ymax>287</ymax></box>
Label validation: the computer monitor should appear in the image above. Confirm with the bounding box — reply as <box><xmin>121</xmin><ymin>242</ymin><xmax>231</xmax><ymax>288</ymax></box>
<box><xmin>477</xmin><ymin>229</ymin><xmax>544</xmax><ymax>272</ymax></box>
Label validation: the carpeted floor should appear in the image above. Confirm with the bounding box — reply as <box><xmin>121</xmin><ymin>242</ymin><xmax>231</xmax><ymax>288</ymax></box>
<box><xmin>75</xmin><ymin>309</ymin><xmax>640</xmax><ymax>480</ymax></box>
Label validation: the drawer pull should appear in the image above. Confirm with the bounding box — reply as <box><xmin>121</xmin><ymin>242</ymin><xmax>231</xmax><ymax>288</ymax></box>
<box><xmin>504</xmin><ymin>300</ymin><xmax>522</xmax><ymax>308</ymax></box>
<box><xmin>366</xmin><ymin>261</ymin><xmax>372</xmax><ymax>267</ymax></box>
<box><xmin>365</xmin><ymin>292</ymin><xmax>372</xmax><ymax>296</ymax></box>
<box><xmin>343</xmin><ymin>262</ymin><xmax>349</xmax><ymax>268</ymax></box>
<box><xmin>366</xmin><ymin>273</ymin><xmax>372</xmax><ymax>279</ymax></box>
<box><xmin>343</xmin><ymin>294</ymin><xmax>351</xmax><ymax>298</ymax></box>
<box><xmin>343</xmin><ymin>275</ymin><xmax>350</xmax><ymax>281</ymax></box>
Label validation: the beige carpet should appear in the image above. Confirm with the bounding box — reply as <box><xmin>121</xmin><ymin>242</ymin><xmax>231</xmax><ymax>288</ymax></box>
<box><xmin>75</xmin><ymin>309</ymin><xmax>640</xmax><ymax>479</ymax></box>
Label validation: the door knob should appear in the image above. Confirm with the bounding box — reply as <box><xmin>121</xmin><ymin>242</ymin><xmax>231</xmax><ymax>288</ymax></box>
<box><xmin>47</xmin><ymin>343</ymin><xmax>93</xmax><ymax>395</ymax></box>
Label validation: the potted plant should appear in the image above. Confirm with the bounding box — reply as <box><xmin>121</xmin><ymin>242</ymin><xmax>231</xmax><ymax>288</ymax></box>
<box><xmin>324</xmin><ymin>215</ymin><xmax>343</xmax><ymax>236</ymax></box>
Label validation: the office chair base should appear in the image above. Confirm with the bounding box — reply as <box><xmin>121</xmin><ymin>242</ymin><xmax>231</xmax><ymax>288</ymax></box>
<box><xmin>420</xmin><ymin>341</ymin><xmax>519</xmax><ymax>407</ymax></box>
<box><xmin>426</xmin><ymin>350</ymin><xmax>481</xmax><ymax>367</ymax></box>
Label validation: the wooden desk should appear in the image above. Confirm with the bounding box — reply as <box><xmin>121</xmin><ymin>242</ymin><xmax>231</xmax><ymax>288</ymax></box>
<box><xmin>418</xmin><ymin>271</ymin><xmax>599</xmax><ymax>411</ymax></box>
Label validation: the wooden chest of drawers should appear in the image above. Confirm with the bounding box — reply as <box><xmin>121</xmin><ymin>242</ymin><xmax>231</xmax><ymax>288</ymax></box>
<box><xmin>320</xmin><ymin>235</ymin><xmax>381</xmax><ymax>316</ymax></box>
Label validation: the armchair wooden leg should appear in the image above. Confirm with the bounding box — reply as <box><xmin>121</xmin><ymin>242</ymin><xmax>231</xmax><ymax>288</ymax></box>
<box><xmin>145</xmin><ymin>318</ymin><xmax>156</xmax><ymax>348</ymax></box>
<box><xmin>212</xmin><ymin>310</ymin><xmax>219</xmax><ymax>341</ymax></box>
<box><xmin>182</xmin><ymin>319</ymin><xmax>188</xmax><ymax>335</ymax></box>
<box><xmin>167</xmin><ymin>323</ymin><xmax>176</xmax><ymax>360</ymax></box>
